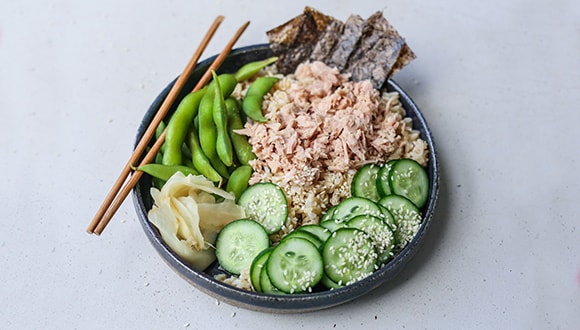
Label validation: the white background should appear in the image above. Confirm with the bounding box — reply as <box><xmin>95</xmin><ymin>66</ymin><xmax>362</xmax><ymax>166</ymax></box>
<box><xmin>1</xmin><ymin>0</ymin><xmax>579</xmax><ymax>329</ymax></box>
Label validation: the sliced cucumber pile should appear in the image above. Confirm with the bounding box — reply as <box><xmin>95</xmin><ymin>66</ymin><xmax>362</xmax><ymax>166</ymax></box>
<box><xmin>352</xmin><ymin>158</ymin><xmax>429</xmax><ymax>209</ymax></box>
<box><xmin>246</xmin><ymin>220</ymin><xmax>387</xmax><ymax>293</ymax></box>
<box><xmin>350</xmin><ymin>158</ymin><xmax>429</xmax><ymax>250</ymax></box>
<box><xmin>214</xmin><ymin>158</ymin><xmax>430</xmax><ymax>294</ymax></box>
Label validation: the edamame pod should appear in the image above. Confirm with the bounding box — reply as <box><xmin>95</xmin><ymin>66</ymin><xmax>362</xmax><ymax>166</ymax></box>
<box><xmin>154</xmin><ymin>152</ymin><xmax>163</xmax><ymax>165</ymax></box>
<box><xmin>198</xmin><ymin>74</ymin><xmax>237</xmax><ymax>164</ymax></box>
<box><xmin>242</xmin><ymin>76</ymin><xmax>279</xmax><ymax>122</ymax></box>
<box><xmin>186</xmin><ymin>128</ymin><xmax>222</xmax><ymax>183</ymax></box>
<box><xmin>155</xmin><ymin>120</ymin><xmax>166</xmax><ymax>155</ymax></box>
<box><xmin>162</xmin><ymin>87</ymin><xmax>206</xmax><ymax>166</ymax></box>
<box><xmin>225</xmin><ymin>165</ymin><xmax>253</xmax><ymax>200</ymax></box>
<box><xmin>136</xmin><ymin>163</ymin><xmax>199</xmax><ymax>181</ymax></box>
<box><xmin>225</xmin><ymin>97</ymin><xmax>256</xmax><ymax>165</ymax></box>
<box><xmin>212</xmin><ymin>71</ymin><xmax>234</xmax><ymax>167</ymax></box>
<box><xmin>234</xmin><ymin>56</ymin><xmax>278</xmax><ymax>82</ymax></box>
<box><xmin>198</xmin><ymin>101</ymin><xmax>222</xmax><ymax>175</ymax></box>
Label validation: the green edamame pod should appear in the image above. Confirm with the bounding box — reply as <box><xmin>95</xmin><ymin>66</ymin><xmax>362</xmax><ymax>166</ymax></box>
<box><xmin>215</xmin><ymin>73</ymin><xmax>238</xmax><ymax>97</ymax></box>
<box><xmin>198</xmin><ymin>74</ymin><xmax>237</xmax><ymax>163</ymax></box>
<box><xmin>162</xmin><ymin>87</ymin><xmax>206</xmax><ymax>166</ymax></box>
<box><xmin>155</xmin><ymin>120</ymin><xmax>166</xmax><ymax>155</ymax></box>
<box><xmin>194</xmin><ymin>114</ymin><xmax>229</xmax><ymax>179</ymax></box>
<box><xmin>186</xmin><ymin>128</ymin><xmax>222</xmax><ymax>183</ymax></box>
<box><xmin>155</xmin><ymin>120</ymin><xmax>166</xmax><ymax>138</ymax></box>
<box><xmin>234</xmin><ymin>56</ymin><xmax>278</xmax><ymax>82</ymax></box>
<box><xmin>151</xmin><ymin>150</ymin><xmax>165</xmax><ymax>188</ymax></box>
<box><xmin>136</xmin><ymin>163</ymin><xmax>199</xmax><ymax>181</ymax></box>
<box><xmin>242</xmin><ymin>76</ymin><xmax>279</xmax><ymax>122</ymax></box>
<box><xmin>198</xmin><ymin>94</ymin><xmax>219</xmax><ymax>167</ymax></box>
<box><xmin>212</xmin><ymin>71</ymin><xmax>234</xmax><ymax>167</ymax></box>
<box><xmin>242</xmin><ymin>95</ymin><xmax>268</xmax><ymax>123</ymax></box>
<box><xmin>211</xmin><ymin>155</ymin><xmax>230</xmax><ymax>179</ymax></box>
<box><xmin>225</xmin><ymin>165</ymin><xmax>253</xmax><ymax>200</ymax></box>
<box><xmin>154</xmin><ymin>151</ymin><xmax>163</xmax><ymax>165</ymax></box>
<box><xmin>225</xmin><ymin>97</ymin><xmax>256</xmax><ymax>165</ymax></box>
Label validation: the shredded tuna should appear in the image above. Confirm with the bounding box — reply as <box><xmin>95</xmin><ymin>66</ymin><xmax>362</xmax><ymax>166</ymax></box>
<box><xmin>236</xmin><ymin>61</ymin><xmax>428</xmax><ymax>231</ymax></box>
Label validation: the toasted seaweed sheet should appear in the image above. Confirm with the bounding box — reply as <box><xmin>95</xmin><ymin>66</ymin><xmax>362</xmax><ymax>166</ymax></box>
<box><xmin>266</xmin><ymin>7</ymin><xmax>335</xmax><ymax>74</ymax></box>
<box><xmin>345</xmin><ymin>12</ymin><xmax>405</xmax><ymax>89</ymax></box>
<box><xmin>266</xmin><ymin>7</ymin><xmax>416</xmax><ymax>89</ymax></box>
<box><xmin>325</xmin><ymin>14</ymin><xmax>365</xmax><ymax>71</ymax></box>
<box><xmin>309</xmin><ymin>20</ymin><xmax>345</xmax><ymax>62</ymax></box>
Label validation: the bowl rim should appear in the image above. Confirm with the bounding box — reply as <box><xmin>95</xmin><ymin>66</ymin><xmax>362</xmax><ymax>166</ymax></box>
<box><xmin>132</xmin><ymin>43</ymin><xmax>440</xmax><ymax>313</ymax></box>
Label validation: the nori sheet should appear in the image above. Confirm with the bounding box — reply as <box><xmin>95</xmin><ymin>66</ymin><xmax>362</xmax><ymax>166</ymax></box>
<box><xmin>266</xmin><ymin>7</ymin><xmax>416</xmax><ymax>88</ymax></box>
<box><xmin>266</xmin><ymin>7</ymin><xmax>334</xmax><ymax>74</ymax></box>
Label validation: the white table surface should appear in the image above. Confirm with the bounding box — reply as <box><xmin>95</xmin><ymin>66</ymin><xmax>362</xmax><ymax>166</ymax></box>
<box><xmin>1</xmin><ymin>0</ymin><xmax>579</xmax><ymax>328</ymax></box>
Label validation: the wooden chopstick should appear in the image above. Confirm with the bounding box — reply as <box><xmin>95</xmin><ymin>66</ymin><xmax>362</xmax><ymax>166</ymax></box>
<box><xmin>87</xmin><ymin>15</ymin><xmax>224</xmax><ymax>234</ymax></box>
<box><xmin>89</xmin><ymin>20</ymin><xmax>251</xmax><ymax>236</ymax></box>
<box><xmin>86</xmin><ymin>16</ymin><xmax>224</xmax><ymax>235</ymax></box>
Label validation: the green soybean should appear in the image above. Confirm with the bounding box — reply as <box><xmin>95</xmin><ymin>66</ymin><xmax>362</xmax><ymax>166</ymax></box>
<box><xmin>154</xmin><ymin>151</ymin><xmax>163</xmax><ymax>164</ymax></box>
<box><xmin>151</xmin><ymin>154</ymin><xmax>166</xmax><ymax>189</ymax></box>
<box><xmin>155</xmin><ymin>120</ymin><xmax>166</xmax><ymax>139</ymax></box>
<box><xmin>136</xmin><ymin>163</ymin><xmax>199</xmax><ymax>181</ymax></box>
<box><xmin>198</xmin><ymin>74</ymin><xmax>237</xmax><ymax>165</ymax></box>
<box><xmin>225</xmin><ymin>97</ymin><xmax>255</xmax><ymax>165</ymax></box>
<box><xmin>234</xmin><ymin>56</ymin><xmax>278</xmax><ymax>82</ymax></box>
<box><xmin>242</xmin><ymin>76</ymin><xmax>279</xmax><ymax>122</ymax></box>
<box><xmin>186</xmin><ymin>128</ymin><xmax>222</xmax><ymax>183</ymax></box>
<box><xmin>194</xmin><ymin>119</ymin><xmax>230</xmax><ymax>179</ymax></box>
<box><xmin>162</xmin><ymin>87</ymin><xmax>206</xmax><ymax>166</ymax></box>
<box><xmin>155</xmin><ymin>120</ymin><xmax>166</xmax><ymax>155</ymax></box>
<box><xmin>225</xmin><ymin>165</ymin><xmax>253</xmax><ymax>200</ymax></box>
<box><xmin>212</xmin><ymin>71</ymin><xmax>234</xmax><ymax>167</ymax></box>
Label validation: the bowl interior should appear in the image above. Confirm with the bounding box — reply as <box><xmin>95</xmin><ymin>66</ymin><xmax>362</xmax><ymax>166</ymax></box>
<box><xmin>132</xmin><ymin>44</ymin><xmax>439</xmax><ymax>313</ymax></box>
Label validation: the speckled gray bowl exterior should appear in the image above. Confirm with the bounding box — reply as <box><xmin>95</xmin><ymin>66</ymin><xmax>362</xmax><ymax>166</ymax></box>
<box><xmin>132</xmin><ymin>44</ymin><xmax>440</xmax><ymax>313</ymax></box>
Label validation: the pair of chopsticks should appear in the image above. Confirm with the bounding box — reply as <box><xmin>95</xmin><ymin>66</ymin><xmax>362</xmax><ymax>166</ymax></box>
<box><xmin>87</xmin><ymin>16</ymin><xmax>250</xmax><ymax>236</ymax></box>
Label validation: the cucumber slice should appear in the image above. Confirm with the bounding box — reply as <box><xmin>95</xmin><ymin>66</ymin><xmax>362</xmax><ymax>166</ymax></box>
<box><xmin>283</xmin><ymin>230</ymin><xmax>323</xmax><ymax>249</ymax></box>
<box><xmin>378</xmin><ymin>195</ymin><xmax>423</xmax><ymax>250</ymax></box>
<box><xmin>295</xmin><ymin>224</ymin><xmax>331</xmax><ymax>243</ymax></box>
<box><xmin>322</xmin><ymin>228</ymin><xmax>378</xmax><ymax>285</ymax></box>
<box><xmin>331</xmin><ymin>196</ymin><xmax>384</xmax><ymax>223</ymax></box>
<box><xmin>250</xmin><ymin>247</ymin><xmax>272</xmax><ymax>292</ymax></box>
<box><xmin>215</xmin><ymin>219</ymin><xmax>269</xmax><ymax>275</ymax></box>
<box><xmin>377</xmin><ymin>203</ymin><xmax>397</xmax><ymax>232</ymax></box>
<box><xmin>266</xmin><ymin>237</ymin><xmax>324</xmax><ymax>293</ymax></box>
<box><xmin>319</xmin><ymin>205</ymin><xmax>337</xmax><ymax>222</ymax></box>
<box><xmin>321</xmin><ymin>273</ymin><xmax>342</xmax><ymax>290</ymax></box>
<box><xmin>237</xmin><ymin>182</ymin><xmax>288</xmax><ymax>234</ymax></box>
<box><xmin>320</xmin><ymin>219</ymin><xmax>348</xmax><ymax>232</ymax></box>
<box><xmin>346</xmin><ymin>215</ymin><xmax>395</xmax><ymax>265</ymax></box>
<box><xmin>377</xmin><ymin>159</ymin><xmax>398</xmax><ymax>196</ymax></box>
<box><xmin>351</xmin><ymin>164</ymin><xmax>381</xmax><ymax>202</ymax></box>
<box><xmin>388</xmin><ymin>159</ymin><xmax>429</xmax><ymax>208</ymax></box>
<box><xmin>260</xmin><ymin>262</ymin><xmax>283</xmax><ymax>295</ymax></box>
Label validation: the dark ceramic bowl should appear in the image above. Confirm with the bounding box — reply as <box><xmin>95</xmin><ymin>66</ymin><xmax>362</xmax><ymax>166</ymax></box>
<box><xmin>132</xmin><ymin>44</ymin><xmax>439</xmax><ymax>313</ymax></box>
